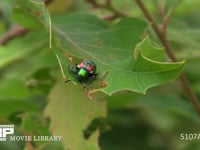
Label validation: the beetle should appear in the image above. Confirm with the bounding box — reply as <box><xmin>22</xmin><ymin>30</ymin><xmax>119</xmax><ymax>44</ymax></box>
<box><xmin>66</xmin><ymin>60</ymin><xmax>98</xmax><ymax>86</ymax></box>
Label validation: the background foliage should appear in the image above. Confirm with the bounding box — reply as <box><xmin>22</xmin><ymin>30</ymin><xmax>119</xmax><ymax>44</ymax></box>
<box><xmin>0</xmin><ymin>0</ymin><xmax>200</xmax><ymax>150</ymax></box>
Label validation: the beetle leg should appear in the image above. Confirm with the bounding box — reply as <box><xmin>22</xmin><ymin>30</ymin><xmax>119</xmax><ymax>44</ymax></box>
<box><xmin>83</xmin><ymin>74</ymin><xmax>98</xmax><ymax>89</ymax></box>
<box><xmin>65</xmin><ymin>64</ymin><xmax>77</xmax><ymax>83</ymax></box>
<box><xmin>67</xmin><ymin>64</ymin><xmax>77</xmax><ymax>74</ymax></box>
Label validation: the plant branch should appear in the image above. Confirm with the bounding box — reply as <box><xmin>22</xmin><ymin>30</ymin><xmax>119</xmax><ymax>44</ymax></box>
<box><xmin>0</xmin><ymin>24</ymin><xmax>28</xmax><ymax>45</ymax></box>
<box><xmin>161</xmin><ymin>0</ymin><xmax>181</xmax><ymax>35</ymax></box>
<box><xmin>0</xmin><ymin>0</ymin><xmax>52</xmax><ymax>46</ymax></box>
<box><xmin>135</xmin><ymin>0</ymin><xmax>200</xmax><ymax>115</ymax></box>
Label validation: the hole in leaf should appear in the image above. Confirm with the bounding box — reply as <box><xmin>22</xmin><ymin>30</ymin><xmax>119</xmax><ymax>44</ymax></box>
<box><xmin>83</xmin><ymin>117</ymin><xmax>111</xmax><ymax>140</ymax></box>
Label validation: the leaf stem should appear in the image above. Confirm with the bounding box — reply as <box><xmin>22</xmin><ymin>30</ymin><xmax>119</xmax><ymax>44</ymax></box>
<box><xmin>135</xmin><ymin>0</ymin><xmax>200</xmax><ymax>115</ymax></box>
<box><xmin>85</xmin><ymin>0</ymin><xmax>127</xmax><ymax>18</ymax></box>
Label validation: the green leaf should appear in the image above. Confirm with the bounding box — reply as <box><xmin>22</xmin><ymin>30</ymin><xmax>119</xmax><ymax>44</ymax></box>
<box><xmin>12</xmin><ymin>5</ymin><xmax>42</xmax><ymax>29</ymax></box>
<box><xmin>44</xmin><ymin>78</ymin><xmax>106</xmax><ymax>150</ymax></box>
<box><xmin>0</xmin><ymin>99</ymin><xmax>39</xmax><ymax>117</ymax></box>
<box><xmin>0</xmin><ymin>0</ymin><xmax>15</xmax><ymax>28</ymax></box>
<box><xmin>14</xmin><ymin>0</ymin><xmax>52</xmax><ymax>46</ymax></box>
<box><xmin>52</xmin><ymin>13</ymin><xmax>184</xmax><ymax>95</ymax></box>
<box><xmin>0</xmin><ymin>77</ymin><xmax>32</xmax><ymax>100</ymax></box>
<box><xmin>0</xmin><ymin>31</ymin><xmax>48</xmax><ymax>68</ymax></box>
<box><xmin>21</xmin><ymin>113</ymin><xmax>50</xmax><ymax>136</ymax></box>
